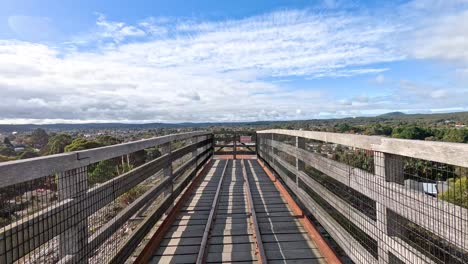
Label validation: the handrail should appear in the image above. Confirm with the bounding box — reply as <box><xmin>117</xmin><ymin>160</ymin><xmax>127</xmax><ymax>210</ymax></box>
<box><xmin>213</xmin><ymin>131</ymin><xmax>256</xmax><ymax>158</ymax></box>
<box><xmin>0</xmin><ymin>131</ymin><xmax>211</xmax><ymax>187</ymax></box>
<box><xmin>0</xmin><ymin>132</ymin><xmax>214</xmax><ymax>264</ymax></box>
<box><xmin>257</xmin><ymin>129</ymin><xmax>468</xmax><ymax>264</ymax></box>
<box><xmin>257</xmin><ymin>129</ymin><xmax>468</xmax><ymax>167</ymax></box>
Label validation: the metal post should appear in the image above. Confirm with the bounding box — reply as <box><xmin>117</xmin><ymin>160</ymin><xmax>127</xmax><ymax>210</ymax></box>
<box><xmin>211</xmin><ymin>133</ymin><xmax>215</xmax><ymax>157</ymax></box>
<box><xmin>256</xmin><ymin>133</ymin><xmax>259</xmax><ymax>158</ymax></box>
<box><xmin>233</xmin><ymin>132</ymin><xmax>237</xmax><ymax>160</ymax></box>
<box><xmin>270</xmin><ymin>133</ymin><xmax>275</xmax><ymax>165</ymax></box>
<box><xmin>58</xmin><ymin>167</ymin><xmax>89</xmax><ymax>263</ymax></box>
<box><xmin>161</xmin><ymin>142</ymin><xmax>173</xmax><ymax>196</ymax></box>
<box><xmin>190</xmin><ymin>136</ymin><xmax>199</xmax><ymax>166</ymax></box>
<box><xmin>373</xmin><ymin>151</ymin><xmax>404</xmax><ymax>263</ymax></box>
<box><xmin>374</xmin><ymin>152</ymin><xmax>405</xmax><ymax>184</ymax></box>
<box><xmin>295</xmin><ymin>136</ymin><xmax>305</xmax><ymax>185</ymax></box>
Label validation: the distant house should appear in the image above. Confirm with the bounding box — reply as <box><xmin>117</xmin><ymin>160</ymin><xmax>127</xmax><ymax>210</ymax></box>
<box><xmin>14</xmin><ymin>147</ymin><xmax>25</xmax><ymax>152</ymax></box>
<box><xmin>405</xmin><ymin>179</ymin><xmax>448</xmax><ymax>197</ymax></box>
<box><xmin>422</xmin><ymin>183</ymin><xmax>438</xmax><ymax>196</ymax></box>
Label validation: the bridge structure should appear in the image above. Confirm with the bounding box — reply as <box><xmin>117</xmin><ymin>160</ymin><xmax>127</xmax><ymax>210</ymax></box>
<box><xmin>0</xmin><ymin>130</ymin><xmax>467</xmax><ymax>263</ymax></box>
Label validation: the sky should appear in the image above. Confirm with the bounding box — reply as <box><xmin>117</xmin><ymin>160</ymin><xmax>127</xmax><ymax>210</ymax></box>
<box><xmin>0</xmin><ymin>0</ymin><xmax>467</xmax><ymax>124</ymax></box>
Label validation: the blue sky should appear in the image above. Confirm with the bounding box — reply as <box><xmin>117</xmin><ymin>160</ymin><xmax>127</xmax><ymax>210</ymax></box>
<box><xmin>0</xmin><ymin>0</ymin><xmax>467</xmax><ymax>123</ymax></box>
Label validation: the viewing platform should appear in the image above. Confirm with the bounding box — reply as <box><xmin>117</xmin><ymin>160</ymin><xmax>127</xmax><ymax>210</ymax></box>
<box><xmin>0</xmin><ymin>130</ymin><xmax>467</xmax><ymax>264</ymax></box>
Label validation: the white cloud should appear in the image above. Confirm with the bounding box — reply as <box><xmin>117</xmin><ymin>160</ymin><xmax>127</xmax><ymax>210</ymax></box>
<box><xmin>399</xmin><ymin>80</ymin><xmax>467</xmax><ymax>106</ymax></box>
<box><xmin>0</xmin><ymin>8</ymin><xmax>466</xmax><ymax>123</ymax></box>
<box><xmin>374</xmin><ymin>74</ymin><xmax>385</xmax><ymax>84</ymax></box>
<box><xmin>95</xmin><ymin>14</ymin><xmax>146</xmax><ymax>42</ymax></box>
<box><xmin>410</xmin><ymin>10</ymin><xmax>468</xmax><ymax>63</ymax></box>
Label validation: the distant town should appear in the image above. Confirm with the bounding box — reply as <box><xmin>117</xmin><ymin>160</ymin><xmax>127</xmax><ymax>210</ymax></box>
<box><xmin>1</xmin><ymin>111</ymin><xmax>467</xmax><ymax>163</ymax></box>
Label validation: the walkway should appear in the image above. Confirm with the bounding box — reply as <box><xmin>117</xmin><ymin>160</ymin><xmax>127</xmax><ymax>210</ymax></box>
<box><xmin>148</xmin><ymin>159</ymin><xmax>328</xmax><ymax>263</ymax></box>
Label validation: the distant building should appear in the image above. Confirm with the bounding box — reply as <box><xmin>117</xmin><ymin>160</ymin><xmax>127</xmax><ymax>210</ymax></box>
<box><xmin>14</xmin><ymin>147</ymin><xmax>25</xmax><ymax>152</ymax></box>
<box><xmin>404</xmin><ymin>179</ymin><xmax>448</xmax><ymax>197</ymax></box>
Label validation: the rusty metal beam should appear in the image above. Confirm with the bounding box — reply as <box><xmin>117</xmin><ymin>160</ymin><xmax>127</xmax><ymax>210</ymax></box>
<box><xmin>242</xmin><ymin>160</ymin><xmax>268</xmax><ymax>264</ymax></box>
<box><xmin>256</xmin><ymin>159</ymin><xmax>342</xmax><ymax>264</ymax></box>
<box><xmin>134</xmin><ymin>159</ymin><xmax>214</xmax><ymax>264</ymax></box>
<box><xmin>196</xmin><ymin>160</ymin><xmax>229</xmax><ymax>264</ymax></box>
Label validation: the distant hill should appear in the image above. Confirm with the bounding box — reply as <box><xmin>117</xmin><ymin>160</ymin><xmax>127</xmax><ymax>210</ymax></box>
<box><xmin>0</xmin><ymin>111</ymin><xmax>466</xmax><ymax>133</ymax></box>
<box><xmin>0</xmin><ymin>121</ymin><xmax>277</xmax><ymax>133</ymax></box>
<box><xmin>378</xmin><ymin>112</ymin><xmax>405</xmax><ymax>117</ymax></box>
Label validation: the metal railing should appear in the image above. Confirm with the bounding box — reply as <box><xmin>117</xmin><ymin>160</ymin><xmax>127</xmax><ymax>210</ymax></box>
<box><xmin>257</xmin><ymin>129</ymin><xmax>468</xmax><ymax>264</ymax></box>
<box><xmin>213</xmin><ymin>131</ymin><xmax>256</xmax><ymax>158</ymax></box>
<box><xmin>0</xmin><ymin>132</ymin><xmax>213</xmax><ymax>264</ymax></box>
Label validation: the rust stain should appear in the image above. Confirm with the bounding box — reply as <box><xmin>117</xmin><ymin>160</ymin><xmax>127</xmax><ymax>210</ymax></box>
<box><xmin>135</xmin><ymin>159</ymin><xmax>214</xmax><ymax>264</ymax></box>
<box><xmin>257</xmin><ymin>159</ymin><xmax>342</xmax><ymax>264</ymax></box>
<box><xmin>214</xmin><ymin>154</ymin><xmax>257</xmax><ymax>160</ymax></box>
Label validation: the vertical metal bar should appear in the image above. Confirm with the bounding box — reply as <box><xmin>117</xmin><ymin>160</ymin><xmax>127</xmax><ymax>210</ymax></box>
<box><xmin>256</xmin><ymin>133</ymin><xmax>259</xmax><ymax>158</ymax></box>
<box><xmin>190</xmin><ymin>136</ymin><xmax>199</xmax><ymax>166</ymax></box>
<box><xmin>241</xmin><ymin>160</ymin><xmax>268</xmax><ymax>264</ymax></box>
<box><xmin>373</xmin><ymin>151</ymin><xmax>404</xmax><ymax>263</ymax></box>
<box><xmin>161</xmin><ymin>142</ymin><xmax>173</xmax><ymax>195</ymax></box>
<box><xmin>196</xmin><ymin>160</ymin><xmax>229</xmax><ymax>264</ymax></box>
<box><xmin>295</xmin><ymin>136</ymin><xmax>305</xmax><ymax>186</ymax></box>
<box><xmin>233</xmin><ymin>132</ymin><xmax>237</xmax><ymax>160</ymax></box>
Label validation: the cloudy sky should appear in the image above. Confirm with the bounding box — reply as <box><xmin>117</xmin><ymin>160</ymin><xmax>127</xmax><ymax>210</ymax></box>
<box><xmin>0</xmin><ymin>0</ymin><xmax>467</xmax><ymax>124</ymax></box>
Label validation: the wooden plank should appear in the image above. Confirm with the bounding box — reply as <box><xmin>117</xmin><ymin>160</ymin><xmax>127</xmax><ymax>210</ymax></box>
<box><xmin>78</xmin><ymin>132</ymin><xmax>211</xmax><ymax>165</ymax></box>
<box><xmin>0</xmin><ymin>139</ymin><xmax>212</xmax><ymax>263</ymax></box>
<box><xmin>0</xmin><ymin>199</ymin><xmax>73</xmax><ymax>263</ymax></box>
<box><xmin>295</xmin><ymin>188</ymin><xmax>378</xmax><ymax>264</ymax></box>
<box><xmin>133</xmin><ymin>157</ymin><xmax>213</xmax><ymax>264</ymax></box>
<box><xmin>58</xmin><ymin>167</ymin><xmax>88</xmax><ymax>262</ymax></box>
<box><xmin>264</xmin><ymin>140</ymin><xmax>468</xmax><ymax>250</ymax></box>
<box><xmin>254</xmin><ymin>159</ymin><xmax>340</xmax><ymax>264</ymax></box>
<box><xmin>214</xmin><ymin>151</ymin><xmax>256</xmax><ymax>155</ymax></box>
<box><xmin>257</xmin><ymin>129</ymin><xmax>468</xmax><ymax>167</ymax></box>
<box><xmin>0</xmin><ymin>132</ymin><xmax>211</xmax><ymax>187</ymax></box>
<box><xmin>197</xmin><ymin>160</ymin><xmax>229</xmax><ymax>263</ymax></box>
<box><xmin>241</xmin><ymin>160</ymin><xmax>268</xmax><ymax>264</ymax></box>
<box><xmin>206</xmin><ymin>251</ymin><xmax>256</xmax><ymax>263</ymax></box>
<box><xmin>87</xmin><ymin>177</ymin><xmax>171</xmax><ymax>253</ymax></box>
<box><xmin>261</xmin><ymin>145</ymin><xmax>458</xmax><ymax>264</ymax></box>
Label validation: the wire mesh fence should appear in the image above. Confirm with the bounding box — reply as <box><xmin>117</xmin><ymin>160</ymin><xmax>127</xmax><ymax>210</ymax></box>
<box><xmin>0</xmin><ymin>132</ymin><xmax>213</xmax><ymax>264</ymax></box>
<box><xmin>257</xmin><ymin>130</ymin><xmax>468</xmax><ymax>264</ymax></box>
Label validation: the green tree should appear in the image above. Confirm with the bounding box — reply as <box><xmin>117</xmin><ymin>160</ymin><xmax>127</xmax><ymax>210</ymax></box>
<box><xmin>366</xmin><ymin>124</ymin><xmax>393</xmax><ymax>136</ymax></box>
<box><xmin>96</xmin><ymin>135</ymin><xmax>122</xmax><ymax>146</ymax></box>
<box><xmin>392</xmin><ymin>126</ymin><xmax>432</xmax><ymax>140</ymax></box>
<box><xmin>3</xmin><ymin>137</ymin><xmax>13</xmax><ymax>147</ymax></box>
<box><xmin>145</xmin><ymin>147</ymin><xmax>161</xmax><ymax>162</ymax></box>
<box><xmin>88</xmin><ymin>160</ymin><xmax>117</xmax><ymax>185</ymax></box>
<box><xmin>18</xmin><ymin>150</ymin><xmax>40</xmax><ymax>159</ymax></box>
<box><xmin>64</xmin><ymin>138</ymin><xmax>103</xmax><ymax>152</ymax></box>
<box><xmin>438</xmin><ymin>177</ymin><xmax>468</xmax><ymax>208</ymax></box>
<box><xmin>442</xmin><ymin>129</ymin><xmax>468</xmax><ymax>143</ymax></box>
<box><xmin>29</xmin><ymin>128</ymin><xmax>49</xmax><ymax>149</ymax></box>
<box><xmin>337</xmin><ymin>123</ymin><xmax>351</xmax><ymax>133</ymax></box>
<box><xmin>43</xmin><ymin>134</ymin><xmax>73</xmax><ymax>154</ymax></box>
<box><xmin>0</xmin><ymin>145</ymin><xmax>15</xmax><ymax>156</ymax></box>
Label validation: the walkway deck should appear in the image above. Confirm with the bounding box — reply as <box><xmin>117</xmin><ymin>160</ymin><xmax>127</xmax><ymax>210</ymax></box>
<box><xmin>148</xmin><ymin>159</ymin><xmax>327</xmax><ymax>263</ymax></box>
